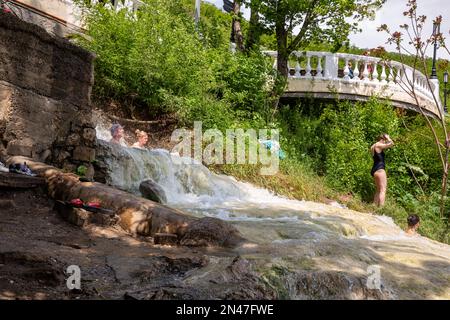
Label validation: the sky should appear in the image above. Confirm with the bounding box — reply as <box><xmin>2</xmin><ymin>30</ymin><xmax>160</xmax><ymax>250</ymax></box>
<box><xmin>205</xmin><ymin>0</ymin><xmax>450</xmax><ymax>59</ymax></box>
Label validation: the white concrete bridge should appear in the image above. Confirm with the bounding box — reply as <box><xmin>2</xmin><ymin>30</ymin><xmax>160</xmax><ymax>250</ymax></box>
<box><xmin>264</xmin><ymin>51</ymin><xmax>443</xmax><ymax>118</ymax></box>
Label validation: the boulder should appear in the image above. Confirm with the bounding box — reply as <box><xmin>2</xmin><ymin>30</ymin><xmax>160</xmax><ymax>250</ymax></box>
<box><xmin>153</xmin><ymin>233</ymin><xmax>178</xmax><ymax>246</ymax></box>
<box><xmin>180</xmin><ymin>217</ymin><xmax>246</xmax><ymax>248</ymax></box>
<box><xmin>139</xmin><ymin>179</ymin><xmax>167</xmax><ymax>204</ymax></box>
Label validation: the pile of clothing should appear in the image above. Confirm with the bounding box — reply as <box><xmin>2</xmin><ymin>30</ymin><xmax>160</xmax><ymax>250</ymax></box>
<box><xmin>8</xmin><ymin>162</ymin><xmax>36</xmax><ymax>176</ymax></box>
<box><xmin>258</xmin><ymin>139</ymin><xmax>286</xmax><ymax>160</ymax></box>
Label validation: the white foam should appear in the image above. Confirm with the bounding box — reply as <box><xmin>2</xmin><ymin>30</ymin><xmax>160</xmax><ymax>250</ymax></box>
<box><xmin>373</xmin><ymin>215</ymin><xmax>397</xmax><ymax>227</ymax></box>
<box><xmin>96</xmin><ymin>126</ymin><xmax>312</xmax><ymax>211</ymax></box>
<box><xmin>360</xmin><ymin>232</ymin><xmax>416</xmax><ymax>242</ymax></box>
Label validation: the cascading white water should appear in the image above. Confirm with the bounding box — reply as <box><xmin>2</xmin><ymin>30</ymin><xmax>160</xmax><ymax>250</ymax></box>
<box><xmin>95</xmin><ymin>125</ymin><xmax>392</xmax><ymax>233</ymax></box>
<box><xmin>96</xmin><ymin>125</ymin><xmax>344</xmax><ymax>220</ymax></box>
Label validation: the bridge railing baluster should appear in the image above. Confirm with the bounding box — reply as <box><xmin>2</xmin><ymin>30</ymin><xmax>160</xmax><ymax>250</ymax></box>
<box><xmin>343</xmin><ymin>58</ymin><xmax>350</xmax><ymax>80</ymax></box>
<box><xmin>380</xmin><ymin>62</ymin><xmax>387</xmax><ymax>84</ymax></box>
<box><xmin>387</xmin><ymin>64</ymin><xmax>394</xmax><ymax>84</ymax></box>
<box><xmin>316</xmin><ymin>54</ymin><xmax>323</xmax><ymax>78</ymax></box>
<box><xmin>372</xmin><ymin>61</ymin><xmax>379</xmax><ymax>82</ymax></box>
<box><xmin>305</xmin><ymin>54</ymin><xmax>312</xmax><ymax>78</ymax></box>
<box><xmin>294</xmin><ymin>52</ymin><xmax>301</xmax><ymax>78</ymax></box>
<box><xmin>362</xmin><ymin>60</ymin><xmax>370</xmax><ymax>81</ymax></box>
<box><xmin>325</xmin><ymin>53</ymin><xmax>338</xmax><ymax>79</ymax></box>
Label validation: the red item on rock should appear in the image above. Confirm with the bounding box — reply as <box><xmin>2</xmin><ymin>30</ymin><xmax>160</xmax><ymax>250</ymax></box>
<box><xmin>70</xmin><ymin>198</ymin><xmax>83</xmax><ymax>207</ymax></box>
<box><xmin>87</xmin><ymin>202</ymin><xmax>101</xmax><ymax>208</ymax></box>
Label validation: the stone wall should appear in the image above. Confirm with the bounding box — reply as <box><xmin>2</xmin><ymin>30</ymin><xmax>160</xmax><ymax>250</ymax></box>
<box><xmin>0</xmin><ymin>11</ymin><xmax>96</xmax><ymax>177</ymax></box>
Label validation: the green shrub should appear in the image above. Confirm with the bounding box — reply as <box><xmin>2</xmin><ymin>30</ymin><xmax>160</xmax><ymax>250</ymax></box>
<box><xmin>74</xmin><ymin>0</ymin><xmax>276</xmax><ymax>128</ymax></box>
<box><xmin>76</xmin><ymin>165</ymin><xmax>88</xmax><ymax>177</ymax></box>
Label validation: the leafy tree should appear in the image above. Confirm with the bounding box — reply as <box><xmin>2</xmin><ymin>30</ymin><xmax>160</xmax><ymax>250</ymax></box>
<box><xmin>247</xmin><ymin>0</ymin><xmax>385</xmax><ymax>78</ymax></box>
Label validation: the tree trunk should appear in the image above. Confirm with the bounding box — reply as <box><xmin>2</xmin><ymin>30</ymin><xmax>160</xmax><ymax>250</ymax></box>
<box><xmin>275</xmin><ymin>15</ymin><xmax>289</xmax><ymax>78</ymax></box>
<box><xmin>269</xmin><ymin>16</ymin><xmax>289</xmax><ymax>118</ymax></box>
<box><xmin>440</xmin><ymin>144</ymin><xmax>449</xmax><ymax>219</ymax></box>
<box><xmin>232</xmin><ymin>1</ymin><xmax>245</xmax><ymax>52</ymax></box>
<box><xmin>276</xmin><ymin>52</ymin><xmax>289</xmax><ymax>78</ymax></box>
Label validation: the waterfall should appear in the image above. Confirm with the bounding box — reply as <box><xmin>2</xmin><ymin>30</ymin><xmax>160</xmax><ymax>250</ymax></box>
<box><xmin>94</xmin><ymin>124</ymin><xmax>444</xmax><ymax>247</ymax></box>
<box><xmin>94</xmin><ymin>125</ymin><xmax>324</xmax><ymax>220</ymax></box>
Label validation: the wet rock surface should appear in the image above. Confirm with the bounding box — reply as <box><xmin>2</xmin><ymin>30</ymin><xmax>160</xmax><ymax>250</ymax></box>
<box><xmin>1</xmin><ymin>187</ymin><xmax>449</xmax><ymax>300</ymax></box>
<box><xmin>181</xmin><ymin>217</ymin><xmax>246</xmax><ymax>248</ymax></box>
<box><xmin>139</xmin><ymin>179</ymin><xmax>167</xmax><ymax>204</ymax></box>
<box><xmin>292</xmin><ymin>270</ymin><xmax>393</xmax><ymax>299</ymax></box>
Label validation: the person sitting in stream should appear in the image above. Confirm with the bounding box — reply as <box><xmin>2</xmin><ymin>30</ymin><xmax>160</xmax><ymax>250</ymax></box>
<box><xmin>110</xmin><ymin>123</ymin><xmax>126</xmax><ymax>146</ymax></box>
<box><xmin>131</xmin><ymin>129</ymin><xmax>149</xmax><ymax>149</ymax></box>
<box><xmin>405</xmin><ymin>214</ymin><xmax>420</xmax><ymax>236</ymax></box>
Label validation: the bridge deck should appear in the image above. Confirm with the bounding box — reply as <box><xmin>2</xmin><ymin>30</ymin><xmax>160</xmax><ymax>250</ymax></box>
<box><xmin>283</xmin><ymin>77</ymin><xmax>440</xmax><ymax>118</ymax></box>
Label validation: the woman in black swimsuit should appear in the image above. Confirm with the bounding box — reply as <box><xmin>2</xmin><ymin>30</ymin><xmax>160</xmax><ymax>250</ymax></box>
<box><xmin>370</xmin><ymin>133</ymin><xmax>394</xmax><ymax>207</ymax></box>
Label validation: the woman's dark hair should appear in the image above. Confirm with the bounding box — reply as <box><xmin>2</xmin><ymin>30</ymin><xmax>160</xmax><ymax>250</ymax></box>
<box><xmin>377</xmin><ymin>133</ymin><xmax>387</xmax><ymax>141</ymax></box>
<box><xmin>407</xmin><ymin>214</ymin><xmax>420</xmax><ymax>227</ymax></box>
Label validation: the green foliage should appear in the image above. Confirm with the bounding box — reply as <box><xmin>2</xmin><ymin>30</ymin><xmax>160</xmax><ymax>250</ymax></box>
<box><xmin>76</xmin><ymin>165</ymin><xmax>88</xmax><ymax>177</ymax></box>
<box><xmin>74</xmin><ymin>0</ymin><xmax>276</xmax><ymax>129</ymax></box>
<box><xmin>277</xmin><ymin>97</ymin><xmax>447</xmax><ymax>205</ymax></box>
<box><xmin>386</xmin><ymin>117</ymin><xmax>443</xmax><ymax>198</ymax></box>
<box><xmin>318</xmin><ymin>99</ymin><xmax>398</xmax><ymax>199</ymax></box>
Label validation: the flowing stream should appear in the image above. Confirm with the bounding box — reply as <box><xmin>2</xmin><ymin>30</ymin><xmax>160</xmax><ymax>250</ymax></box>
<box><xmin>94</xmin><ymin>123</ymin><xmax>450</xmax><ymax>299</ymax></box>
